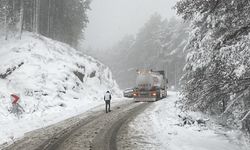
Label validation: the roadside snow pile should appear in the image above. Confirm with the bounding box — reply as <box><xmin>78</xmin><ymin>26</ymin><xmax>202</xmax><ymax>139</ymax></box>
<box><xmin>120</xmin><ymin>92</ymin><xmax>249</xmax><ymax>150</ymax></box>
<box><xmin>0</xmin><ymin>33</ymin><xmax>121</xmax><ymax>145</ymax></box>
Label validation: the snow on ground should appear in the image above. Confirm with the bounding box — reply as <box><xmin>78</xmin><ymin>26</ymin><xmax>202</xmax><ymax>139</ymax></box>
<box><xmin>123</xmin><ymin>91</ymin><xmax>249</xmax><ymax>150</ymax></box>
<box><xmin>0</xmin><ymin>33</ymin><xmax>121</xmax><ymax>145</ymax></box>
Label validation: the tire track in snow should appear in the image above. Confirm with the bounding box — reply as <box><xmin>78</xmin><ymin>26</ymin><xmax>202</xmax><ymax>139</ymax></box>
<box><xmin>3</xmin><ymin>101</ymin><xmax>151</xmax><ymax>150</ymax></box>
<box><xmin>92</xmin><ymin>102</ymin><xmax>150</xmax><ymax>150</ymax></box>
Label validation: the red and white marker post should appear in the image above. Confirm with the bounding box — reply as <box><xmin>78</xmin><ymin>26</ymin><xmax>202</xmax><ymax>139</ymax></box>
<box><xmin>10</xmin><ymin>94</ymin><xmax>20</xmax><ymax>104</ymax></box>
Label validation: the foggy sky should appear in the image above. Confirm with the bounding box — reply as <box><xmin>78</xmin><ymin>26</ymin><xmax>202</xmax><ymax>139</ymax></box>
<box><xmin>84</xmin><ymin>0</ymin><xmax>178</xmax><ymax>49</ymax></box>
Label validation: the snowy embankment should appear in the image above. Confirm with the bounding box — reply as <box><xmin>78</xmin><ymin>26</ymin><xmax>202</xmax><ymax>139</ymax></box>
<box><xmin>0</xmin><ymin>33</ymin><xmax>121</xmax><ymax>145</ymax></box>
<box><xmin>121</xmin><ymin>92</ymin><xmax>249</xmax><ymax>150</ymax></box>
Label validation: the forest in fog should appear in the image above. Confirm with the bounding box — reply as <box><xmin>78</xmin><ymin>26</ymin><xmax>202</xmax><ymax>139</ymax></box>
<box><xmin>0</xmin><ymin>0</ymin><xmax>90</xmax><ymax>46</ymax></box>
<box><xmin>85</xmin><ymin>14</ymin><xmax>189</xmax><ymax>89</ymax></box>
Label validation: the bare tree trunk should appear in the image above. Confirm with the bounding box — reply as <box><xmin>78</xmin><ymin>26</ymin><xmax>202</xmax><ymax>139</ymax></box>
<box><xmin>35</xmin><ymin>0</ymin><xmax>40</xmax><ymax>33</ymax></box>
<box><xmin>12</xmin><ymin>0</ymin><xmax>15</xmax><ymax>13</ymax></box>
<box><xmin>47</xmin><ymin>0</ymin><xmax>51</xmax><ymax>36</ymax></box>
<box><xmin>5</xmin><ymin>14</ymin><xmax>8</xmax><ymax>40</ymax></box>
<box><xmin>33</xmin><ymin>0</ymin><xmax>36</xmax><ymax>33</ymax></box>
<box><xmin>222</xmin><ymin>99</ymin><xmax>226</xmax><ymax>112</ymax></box>
<box><xmin>174</xmin><ymin>62</ymin><xmax>177</xmax><ymax>89</ymax></box>
<box><xmin>51</xmin><ymin>0</ymin><xmax>55</xmax><ymax>39</ymax></box>
<box><xmin>30</xmin><ymin>1</ymin><xmax>33</xmax><ymax>31</ymax></box>
<box><xmin>243</xmin><ymin>93</ymin><xmax>250</xmax><ymax>133</ymax></box>
<box><xmin>4</xmin><ymin>2</ymin><xmax>9</xmax><ymax>40</ymax></box>
<box><xmin>19</xmin><ymin>0</ymin><xmax>24</xmax><ymax>39</ymax></box>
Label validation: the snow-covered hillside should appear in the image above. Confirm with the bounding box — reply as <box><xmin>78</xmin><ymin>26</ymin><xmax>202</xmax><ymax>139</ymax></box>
<box><xmin>0</xmin><ymin>33</ymin><xmax>121</xmax><ymax>144</ymax></box>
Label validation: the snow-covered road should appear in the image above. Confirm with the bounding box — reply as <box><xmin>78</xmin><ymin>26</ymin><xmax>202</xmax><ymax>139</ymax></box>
<box><xmin>118</xmin><ymin>91</ymin><xmax>249</xmax><ymax>150</ymax></box>
<box><xmin>1</xmin><ymin>91</ymin><xmax>249</xmax><ymax>150</ymax></box>
<box><xmin>1</xmin><ymin>100</ymin><xmax>151</xmax><ymax>150</ymax></box>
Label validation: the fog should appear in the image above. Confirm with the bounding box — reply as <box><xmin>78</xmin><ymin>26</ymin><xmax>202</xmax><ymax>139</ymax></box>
<box><xmin>84</xmin><ymin>0</ymin><xmax>178</xmax><ymax>49</ymax></box>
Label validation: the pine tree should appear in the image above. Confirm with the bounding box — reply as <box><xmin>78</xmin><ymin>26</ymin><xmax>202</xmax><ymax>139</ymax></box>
<box><xmin>176</xmin><ymin>0</ymin><xmax>250</xmax><ymax>132</ymax></box>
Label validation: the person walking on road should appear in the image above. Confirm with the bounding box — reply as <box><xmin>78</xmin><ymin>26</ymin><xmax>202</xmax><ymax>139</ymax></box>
<box><xmin>104</xmin><ymin>91</ymin><xmax>112</xmax><ymax>113</ymax></box>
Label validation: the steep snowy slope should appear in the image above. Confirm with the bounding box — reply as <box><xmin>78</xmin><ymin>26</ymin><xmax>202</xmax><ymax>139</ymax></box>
<box><xmin>0</xmin><ymin>33</ymin><xmax>121</xmax><ymax>144</ymax></box>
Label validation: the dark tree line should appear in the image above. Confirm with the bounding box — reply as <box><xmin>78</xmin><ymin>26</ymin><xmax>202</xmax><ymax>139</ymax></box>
<box><xmin>0</xmin><ymin>0</ymin><xmax>91</xmax><ymax>47</ymax></box>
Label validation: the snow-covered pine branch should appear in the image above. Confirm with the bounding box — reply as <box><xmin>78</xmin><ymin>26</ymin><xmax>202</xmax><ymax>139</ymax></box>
<box><xmin>241</xmin><ymin>110</ymin><xmax>250</xmax><ymax>122</ymax></box>
<box><xmin>176</xmin><ymin>0</ymin><xmax>250</xmax><ymax>134</ymax></box>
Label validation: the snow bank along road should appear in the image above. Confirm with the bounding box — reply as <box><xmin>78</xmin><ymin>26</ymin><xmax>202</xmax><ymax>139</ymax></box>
<box><xmin>118</xmin><ymin>92</ymin><xmax>248</xmax><ymax>150</ymax></box>
<box><xmin>2</xmin><ymin>100</ymin><xmax>150</xmax><ymax>150</ymax></box>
